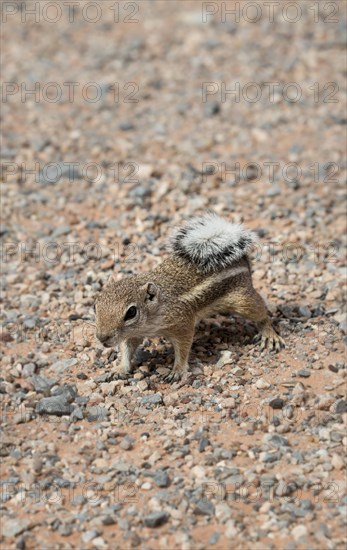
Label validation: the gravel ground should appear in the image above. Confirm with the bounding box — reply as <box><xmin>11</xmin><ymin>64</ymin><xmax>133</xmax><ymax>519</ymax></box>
<box><xmin>1</xmin><ymin>1</ymin><xmax>346</xmax><ymax>549</ymax></box>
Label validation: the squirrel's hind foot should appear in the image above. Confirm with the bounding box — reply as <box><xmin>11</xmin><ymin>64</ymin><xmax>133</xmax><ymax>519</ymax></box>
<box><xmin>260</xmin><ymin>332</ymin><xmax>285</xmax><ymax>352</ymax></box>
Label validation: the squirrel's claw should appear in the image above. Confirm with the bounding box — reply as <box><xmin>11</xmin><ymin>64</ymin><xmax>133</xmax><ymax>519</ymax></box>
<box><xmin>109</xmin><ymin>371</ymin><xmax>128</xmax><ymax>380</ymax></box>
<box><xmin>274</xmin><ymin>335</ymin><xmax>285</xmax><ymax>352</ymax></box>
<box><xmin>269</xmin><ymin>332</ymin><xmax>285</xmax><ymax>352</ymax></box>
<box><xmin>163</xmin><ymin>369</ymin><xmax>187</xmax><ymax>384</ymax></box>
<box><xmin>164</xmin><ymin>371</ymin><xmax>181</xmax><ymax>384</ymax></box>
<box><xmin>258</xmin><ymin>332</ymin><xmax>285</xmax><ymax>353</ymax></box>
<box><xmin>109</xmin><ymin>363</ymin><xmax>131</xmax><ymax>380</ymax></box>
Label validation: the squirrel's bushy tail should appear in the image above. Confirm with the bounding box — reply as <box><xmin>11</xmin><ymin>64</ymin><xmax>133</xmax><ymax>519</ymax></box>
<box><xmin>170</xmin><ymin>212</ymin><xmax>257</xmax><ymax>273</ymax></box>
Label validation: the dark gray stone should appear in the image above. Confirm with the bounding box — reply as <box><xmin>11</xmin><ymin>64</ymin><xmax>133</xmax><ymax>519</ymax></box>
<box><xmin>154</xmin><ymin>470</ymin><xmax>170</xmax><ymax>488</ymax></box>
<box><xmin>328</xmin><ymin>364</ymin><xmax>339</xmax><ymax>373</ymax></box>
<box><xmin>141</xmin><ymin>394</ymin><xmax>163</xmax><ymax>405</ymax></box>
<box><xmin>0</xmin><ymin>223</ymin><xmax>9</xmax><ymax>237</ymax></box>
<box><xmin>194</xmin><ymin>499</ymin><xmax>215</xmax><ymax>516</ymax></box>
<box><xmin>39</xmin><ymin>162</ymin><xmax>82</xmax><ymax>184</ymax></box>
<box><xmin>22</xmin><ymin>363</ymin><xmax>36</xmax><ymax>378</ymax></box>
<box><xmin>71</xmin><ymin>407</ymin><xmax>84</xmax><ymax>421</ymax></box>
<box><xmin>298</xmin><ymin>306</ymin><xmax>312</xmax><ymax>318</ymax></box>
<box><xmin>208</xmin><ymin>532</ymin><xmax>220</xmax><ymax>545</ymax></box>
<box><xmin>264</xmin><ymin>434</ymin><xmax>290</xmax><ymax>448</ymax></box>
<box><xmin>95</xmin><ymin>373</ymin><xmax>114</xmax><ymax>383</ymax></box>
<box><xmin>269</xmin><ymin>398</ymin><xmax>285</xmax><ymax>409</ymax></box>
<box><xmin>204</xmin><ymin>102</ymin><xmax>220</xmax><ymax>117</ymax></box>
<box><xmin>262</xmin><ymin>452</ymin><xmax>281</xmax><ymax>463</ymax></box>
<box><xmin>87</xmin><ymin>405</ymin><xmax>109</xmax><ymax>422</ymax></box>
<box><xmin>143</xmin><ymin>511</ymin><xmax>169</xmax><ymax>528</ymax></box>
<box><xmin>297</xmin><ymin>369</ymin><xmax>311</xmax><ymax>378</ymax></box>
<box><xmin>102</xmin><ymin>515</ymin><xmax>116</xmax><ymax>526</ymax></box>
<box><xmin>23</xmin><ymin>316</ymin><xmax>38</xmax><ymax>329</ymax></box>
<box><xmin>129</xmin><ymin>185</ymin><xmax>151</xmax><ymax>199</ymax></box>
<box><xmin>330</xmin><ymin>431</ymin><xmax>343</xmax><ymax>442</ymax></box>
<box><xmin>312</xmin><ymin>304</ymin><xmax>325</xmax><ymax>317</ymax></box>
<box><xmin>119</xmin><ymin>121</ymin><xmax>135</xmax><ymax>131</ymax></box>
<box><xmin>36</xmin><ymin>385</ymin><xmax>77</xmax><ymax>416</ymax></box>
<box><xmin>336</xmin><ymin>399</ymin><xmax>347</xmax><ymax>414</ymax></box>
<box><xmin>301</xmin><ymin>499</ymin><xmax>314</xmax><ymax>510</ymax></box>
<box><xmin>198</xmin><ymin>437</ymin><xmax>210</xmax><ymax>452</ymax></box>
<box><xmin>36</xmin><ymin>395</ymin><xmax>73</xmax><ymax>416</ymax></box>
<box><xmin>51</xmin><ymin>384</ymin><xmax>77</xmax><ymax>399</ymax></box>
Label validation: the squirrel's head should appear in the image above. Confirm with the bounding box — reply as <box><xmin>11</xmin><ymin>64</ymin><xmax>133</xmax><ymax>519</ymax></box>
<box><xmin>95</xmin><ymin>277</ymin><xmax>161</xmax><ymax>347</ymax></box>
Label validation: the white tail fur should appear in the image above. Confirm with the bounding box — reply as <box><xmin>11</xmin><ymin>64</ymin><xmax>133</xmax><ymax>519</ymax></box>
<box><xmin>170</xmin><ymin>212</ymin><xmax>257</xmax><ymax>273</ymax></box>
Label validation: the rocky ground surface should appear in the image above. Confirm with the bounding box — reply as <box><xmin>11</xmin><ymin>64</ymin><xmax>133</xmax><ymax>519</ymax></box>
<box><xmin>1</xmin><ymin>1</ymin><xmax>346</xmax><ymax>549</ymax></box>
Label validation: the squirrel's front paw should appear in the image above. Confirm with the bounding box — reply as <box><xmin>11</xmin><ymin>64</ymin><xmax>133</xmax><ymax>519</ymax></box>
<box><xmin>163</xmin><ymin>367</ymin><xmax>188</xmax><ymax>384</ymax></box>
<box><xmin>109</xmin><ymin>362</ymin><xmax>131</xmax><ymax>380</ymax></box>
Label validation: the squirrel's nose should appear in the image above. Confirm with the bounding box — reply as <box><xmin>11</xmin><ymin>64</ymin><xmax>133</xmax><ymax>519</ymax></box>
<box><xmin>97</xmin><ymin>333</ymin><xmax>111</xmax><ymax>346</ymax></box>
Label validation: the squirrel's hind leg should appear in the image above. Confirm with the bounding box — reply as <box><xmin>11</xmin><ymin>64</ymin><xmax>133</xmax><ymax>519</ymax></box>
<box><xmin>224</xmin><ymin>287</ymin><xmax>285</xmax><ymax>352</ymax></box>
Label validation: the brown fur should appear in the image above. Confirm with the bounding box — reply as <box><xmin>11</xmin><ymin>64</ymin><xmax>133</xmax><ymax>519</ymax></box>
<box><xmin>95</xmin><ymin>254</ymin><xmax>284</xmax><ymax>382</ymax></box>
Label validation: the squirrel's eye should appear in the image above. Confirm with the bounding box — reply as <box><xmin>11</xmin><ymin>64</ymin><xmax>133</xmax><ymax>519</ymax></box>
<box><xmin>124</xmin><ymin>306</ymin><xmax>137</xmax><ymax>321</ymax></box>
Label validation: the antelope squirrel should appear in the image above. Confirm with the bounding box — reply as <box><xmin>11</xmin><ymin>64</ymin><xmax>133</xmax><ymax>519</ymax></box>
<box><xmin>95</xmin><ymin>213</ymin><xmax>284</xmax><ymax>383</ymax></box>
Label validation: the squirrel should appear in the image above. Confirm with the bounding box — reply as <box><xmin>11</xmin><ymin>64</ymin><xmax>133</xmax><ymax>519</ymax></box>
<box><xmin>95</xmin><ymin>212</ymin><xmax>284</xmax><ymax>383</ymax></box>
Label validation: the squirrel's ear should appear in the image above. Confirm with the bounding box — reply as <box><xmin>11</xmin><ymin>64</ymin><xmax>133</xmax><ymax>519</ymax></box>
<box><xmin>142</xmin><ymin>282</ymin><xmax>159</xmax><ymax>303</ymax></box>
<box><xmin>104</xmin><ymin>274</ymin><xmax>116</xmax><ymax>287</ymax></box>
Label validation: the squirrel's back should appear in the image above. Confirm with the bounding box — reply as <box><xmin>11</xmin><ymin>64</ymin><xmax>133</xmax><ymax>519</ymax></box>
<box><xmin>169</xmin><ymin>212</ymin><xmax>256</xmax><ymax>274</ymax></box>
